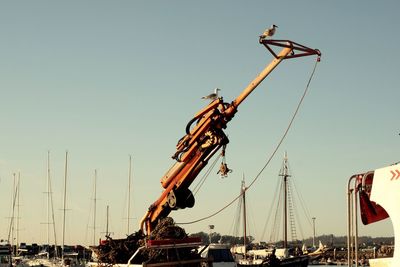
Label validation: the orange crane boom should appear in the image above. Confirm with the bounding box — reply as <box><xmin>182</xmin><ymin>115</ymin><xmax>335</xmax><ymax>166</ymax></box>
<box><xmin>140</xmin><ymin>39</ymin><xmax>321</xmax><ymax>235</ymax></box>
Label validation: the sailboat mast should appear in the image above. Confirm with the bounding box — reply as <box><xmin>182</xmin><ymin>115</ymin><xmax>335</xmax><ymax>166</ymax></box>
<box><xmin>106</xmin><ymin>205</ymin><xmax>109</xmax><ymax>237</ymax></box>
<box><xmin>47</xmin><ymin>151</ymin><xmax>50</xmax><ymax>250</ymax></box>
<box><xmin>127</xmin><ymin>155</ymin><xmax>132</xmax><ymax>234</ymax></box>
<box><xmin>49</xmin><ymin>161</ymin><xmax>58</xmax><ymax>259</ymax></box>
<box><xmin>241</xmin><ymin>178</ymin><xmax>247</xmax><ymax>254</ymax></box>
<box><xmin>279</xmin><ymin>152</ymin><xmax>290</xmax><ymax>249</ymax></box>
<box><xmin>43</xmin><ymin>152</ymin><xmax>58</xmax><ymax>258</ymax></box>
<box><xmin>93</xmin><ymin>169</ymin><xmax>97</xmax><ymax>246</ymax></box>
<box><xmin>62</xmin><ymin>151</ymin><xmax>68</xmax><ymax>261</ymax></box>
<box><xmin>16</xmin><ymin>172</ymin><xmax>20</xmax><ymax>254</ymax></box>
<box><xmin>9</xmin><ymin>173</ymin><xmax>17</xmax><ymax>255</ymax></box>
<box><xmin>284</xmin><ymin>169</ymin><xmax>288</xmax><ymax>248</ymax></box>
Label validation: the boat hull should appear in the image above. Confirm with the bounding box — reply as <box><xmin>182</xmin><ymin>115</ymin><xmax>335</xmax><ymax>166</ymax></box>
<box><xmin>237</xmin><ymin>255</ymin><xmax>308</xmax><ymax>267</ymax></box>
<box><xmin>369</xmin><ymin>257</ymin><xmax>392</xmax><ymax>267</ymax></box>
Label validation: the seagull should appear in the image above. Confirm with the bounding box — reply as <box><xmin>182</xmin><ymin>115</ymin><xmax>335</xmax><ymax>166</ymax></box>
<box><xmin>201</xmin><ymin>88</ymin><xmax>221</xmax><ymax>101</ymax></box>
<box><xmin>260</xmin><ymin>24</ymin><xmax>278</xmax><ymax>40</ymax></box>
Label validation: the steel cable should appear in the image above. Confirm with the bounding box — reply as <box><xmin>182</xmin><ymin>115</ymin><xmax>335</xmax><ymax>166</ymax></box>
<box><xmin>178</xmin><ymin>57</ymin><xmax>320</xmax><ymax>226</ymax></box>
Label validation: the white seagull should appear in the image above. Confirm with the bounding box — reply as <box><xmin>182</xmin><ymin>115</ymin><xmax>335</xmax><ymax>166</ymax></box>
<box><xmin>260</xmin><ymin>24</ymin><xmax>278</xmax><ymax>40</ymax></box>
<box><xmin>201</xmin><ymin>88</ymin><xmax>221</xmax><ymax>101</ymax></box>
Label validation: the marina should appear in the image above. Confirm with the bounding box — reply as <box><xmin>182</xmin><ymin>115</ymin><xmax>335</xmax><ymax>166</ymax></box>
<box><xmin>1</xmin><ymin>2</ymin><xmax>399</xmax><ymax>267</ymax></box>
<box><xmin>0</xmin><ymin>239</ymin><xmax>394</xmax><ymax>267</ymax></box>
<box><xmin>2</xmin><ymin>31</ymin><xmax>397</xmax><ymax>266</ymax></box>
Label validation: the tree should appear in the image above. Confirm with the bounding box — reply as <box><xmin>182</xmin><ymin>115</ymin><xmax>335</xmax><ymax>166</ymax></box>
<box><xmin>189</xmin><ymin>232</ymin><xmax>209</xmax><ymax>244</ymax></box>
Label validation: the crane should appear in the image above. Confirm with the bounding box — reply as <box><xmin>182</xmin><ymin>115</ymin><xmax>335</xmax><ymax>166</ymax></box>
<box><xmin>139</xmin><ymin>38</ymin><xmax>321</xmax><ymax>236</ymax></box>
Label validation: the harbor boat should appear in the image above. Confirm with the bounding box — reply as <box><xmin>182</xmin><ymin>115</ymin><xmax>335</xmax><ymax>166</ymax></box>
<box><xmin>87</xmin><ymin>234</ymin><xmax>209</xmax><ymax>267</ymax></box>
<box><xmin>199</xmin><ymin>243</ymin><xmax>237</xmax><ymax>267</ymax></box>
<box><xmin>237</xmin><ymin>247</ymin><xmax>308</xmax><ymax>267</ymax></box>
<box><xmin>0</xmin><ymin>242</ymin><xmax>12</xmax><ymax>267</ymax></box>
<box><xmin>347</xmin><ymin>162</ymin><xmax>400</xmax><ymax>267</ymax></box>
<box><xmin>235</xmin><ymin>153</ymin><xmax>309</xmax><ymax>267</ymax></box>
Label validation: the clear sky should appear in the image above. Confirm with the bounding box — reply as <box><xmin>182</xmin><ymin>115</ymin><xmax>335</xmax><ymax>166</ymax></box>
<box><xmin>1</xmin><ymin>1</ymin><xmax>399</xmax><ymax>246</ymax></box>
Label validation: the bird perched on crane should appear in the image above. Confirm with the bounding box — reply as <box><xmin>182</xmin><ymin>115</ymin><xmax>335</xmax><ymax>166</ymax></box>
<box><xmin>201</xmin><ymin>88</ymin><xmax>221</xmax><ymax>101</ymax></box>
<box><xmin>259</xmin><ymin>24</ymin><xmax>278</xmax><ymax>40</ymax></box>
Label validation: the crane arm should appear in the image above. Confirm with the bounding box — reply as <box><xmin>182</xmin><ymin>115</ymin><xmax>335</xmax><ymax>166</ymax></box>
<box><xmin>140</xmin><ymin>39</ymin><xmax>320</xmax><ymax>235</ymax></box>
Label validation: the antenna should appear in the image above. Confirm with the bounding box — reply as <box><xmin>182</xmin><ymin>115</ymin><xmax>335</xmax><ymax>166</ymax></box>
<box><xmin>61</xmin><ymin>151</ymin><xmax>68</xmax><ymax>262</ymax></box>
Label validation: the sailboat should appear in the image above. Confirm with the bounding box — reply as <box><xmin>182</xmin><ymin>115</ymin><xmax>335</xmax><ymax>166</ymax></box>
<box><xmin>236</xmin><ymin>153</ymin><xmax>309</xmax><ymax>267</ymax></box>
<box><xmin>46</xmin><ymin>151</ymin><xmax>59</xmax><ymax>260</ymax></box>
<box><xmin>27</xmin><ymin>152</ymin><xmax>60</xmax><ymax>267</ymax></box>
<box><xmin>7</xmin><ymin>172</ymin><xmax>25</xmax><ymax>266</ymax></box>
<box><xmin>57</xmin><ymin>151</ymin><xmax>85</xmax><ymax>267</ymax></box>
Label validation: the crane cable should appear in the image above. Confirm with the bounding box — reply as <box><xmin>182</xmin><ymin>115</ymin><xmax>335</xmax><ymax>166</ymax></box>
<box><xmin>192</xmin><ymin>154</ymin><xmax>221</xmax><ymax>196</ymax></box>
<box><xmin>178</xmin><ymin>56</ymin><xmax>320</xmax><ymax>226</ymax></box>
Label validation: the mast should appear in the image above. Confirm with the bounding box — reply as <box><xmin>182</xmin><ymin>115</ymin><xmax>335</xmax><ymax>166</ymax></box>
<box><xmin>127</xmin><ymin>155</ymin><xmax>132</xmax><ymax>234</ymax></box>
<box><xmin>46</xmin><ymin>151</ymin><xmax>59</xmax><ymax>258</ymax></box>
<box><xmin>241</xmin><ymin>176</ymin><xmax>247</xmax><ymax>255</ymax></box>
<box><xmin>312</xmin><ymin>217</ymin><xmax>316</xmax><ymax>248</ymax></box>
<box><xmin>47</xmin><ymin>151</ymin><xmax>50</xmax><ymax>252</ymax></box>
<box><xmin>16</xmin><ymin>172</ymin><xmax>20</xmax><ymax>255</ymax></box>
<box><xmin>9</xmin><ymin>173</ymin><xmax>17</xmax><ymax>255</ymax></box>
<box><xmin>279</xmin><ymin>152</ymin><xmax>290</xmax><ymax>249</ymax></box>
<box><xmin>46</xmin><ymin>151</ymin><xmax>59</xmax><ymax>259</ymax></box>
<box><xmin>105</xmin><ymin>205</ymin><xmax>109</xmax><ymax>237</ymax></box>
<box><xmin>93</xmin><ymin>169</ymin><xmax>97</xmax><ymax>246</ymax></box>
<box><xmin>62</xmin><ymin>151</ymin><xmax>68</xmax><ymax>262</ymax></box>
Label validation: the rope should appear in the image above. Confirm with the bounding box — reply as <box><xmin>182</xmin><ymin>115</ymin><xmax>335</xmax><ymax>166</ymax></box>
<box><xmin>191</xmin><ymin>154</ymin><xmax>221</xmax><ymax>196</ymax></box>
<box><xmin>270</xmin><ymin>180</ymin><xmax>284</xmax><ymax>242</ymax></box>
<box><xmin>178</xmin><ymin>57</ymin><xmax>320</xmax><ymax>226</ymax></box>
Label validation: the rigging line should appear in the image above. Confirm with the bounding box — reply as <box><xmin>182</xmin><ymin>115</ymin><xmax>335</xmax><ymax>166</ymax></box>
<box><xmin>260</xmin><ymin>174</ymin><xmax>282</xmax><ymax>241</ymax></box>
<box><xmin>293</xmin><ymin>193</ymin><xmax>305</xmax><ymax>241</ymax></box>
<box><xmin>288</xmin><ymin>164</ymin><xmax>313</xmax><ymax>227</ymax></box>
<box><xmin>231</xmin><ymin>190</ymin><xmax>243</xmax><ymax>238</ymax></box>
<box><xmin>287</xmin><ymin>179</ymin><xmax>303</xmax><ymax>240</ymax></box>
<box><xmin>247</xmin><ymin>58</ymin><xmax>319</xmax><ymax>190</ymax></box>
<box><xmin>193</xmin><ymin>154</ymin><xmax>220</xmax><ymax>195</ymax></box>
<box><xmin>192</xmin><ymin>154</ymin><xmax>221</xmax><ymax>196</ymax></box>
<box><xmin>286</xmin><ymin>168</ymin><xmax>312</xmax><ymax>238</ymax></box>
<box><xmin>271</xmin><ymin>180</ymin><xmax>284</xmax><ymax>242</ymax></box>
<box><xmin>7</xmin><ymin>176</ymin><xmax>19</xmax><ymax>244</ymax></box>
<box><xmin>231</xmin><ymin>183</ymin><xmax>243</xmax><ymax>236</ymax></box>
<box><xmin>178</xmin><ymin>58</ymin><xmax>320</xmax><ymax>226</ymax></box>
<box><xmin>84</xmin><ymin>177</ymin><xmax>95</xmax><ymax>244</ymax></box>
<box><xmin>292</xmin><ymin>179</ymin><xmax>313</xmax><ymax>228</ymax></box>
<box><xmin>247</xmin><ymin>198</ymin><xmax>259</xmax><ymax>241</ymax></box>
<box><xmin>49</xmin><ymin>179</ymin><xmax>58</xmax><ymax>257</ymax></box>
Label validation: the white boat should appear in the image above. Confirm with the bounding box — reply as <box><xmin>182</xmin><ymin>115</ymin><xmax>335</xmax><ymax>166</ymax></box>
<box><xmin>369</xmin><ymin>257</ymin><xmax>392</xmax><ymax>267</ymax></box>
<box><xmin>199</xmin><ymin>243</ymin><xmax>237</xmax><ymax>267</ymax></box>
<box><xmin>347</xmin><ymin>162</ymin><xmax>400</xmax><ymax>267</ymax></box>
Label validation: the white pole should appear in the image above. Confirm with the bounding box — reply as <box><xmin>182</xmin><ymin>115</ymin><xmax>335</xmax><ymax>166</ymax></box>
<box><xmin>16</xmin><ymin>172</ymin><xmax>20</xmax><ymax>255</ymax></box>
<box><xmin>11</xmin><ymin>173</ymin><xmax>16</xmax><ymax>254</ymax></box>
<box><xmin>47</xmin><ymin>151</ymin><xmax>50</xmax><ymax>251</ymax></box>
<box><xmin>127</xmin><ymin>155</ymin><xmax>132</xmax><ymax>235</ymax></box>
<box><xmin>312</xmin><ymin>217</ymin><xmax>316</xmax><ymax>248</ymax></box>
<box><xmin>93</xmin><ymin>169</ymin><xmax>97</xmax><ymax>246</ymax></box>
<box><xmin>62</xmin><ymin>151</ymin><xmax>68</xmax><ymax>262</ymax></box>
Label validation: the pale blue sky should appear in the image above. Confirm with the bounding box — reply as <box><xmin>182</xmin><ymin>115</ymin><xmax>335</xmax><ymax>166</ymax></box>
<box><xmin>1</xmin><ymin>1</ymin><xmax>399</xmax><ymax>246</ymax></box>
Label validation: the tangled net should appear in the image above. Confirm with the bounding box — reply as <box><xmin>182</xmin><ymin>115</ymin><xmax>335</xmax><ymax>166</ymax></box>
<box><xmin>92</xmin><ymin>217</ymin><xmax>200</xmax><ymax>264</ymax></box>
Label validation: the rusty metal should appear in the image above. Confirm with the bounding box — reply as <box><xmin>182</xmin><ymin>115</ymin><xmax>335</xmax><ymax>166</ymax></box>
<box><xmin>260</xmin><ymin>39</ymin><xmax>321</xmax><ymax>60</ymax></box>
<box><xmin>140</xmin><ymin>37</ymin><xmax>321</xmax><ymax>236</ymax></box>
